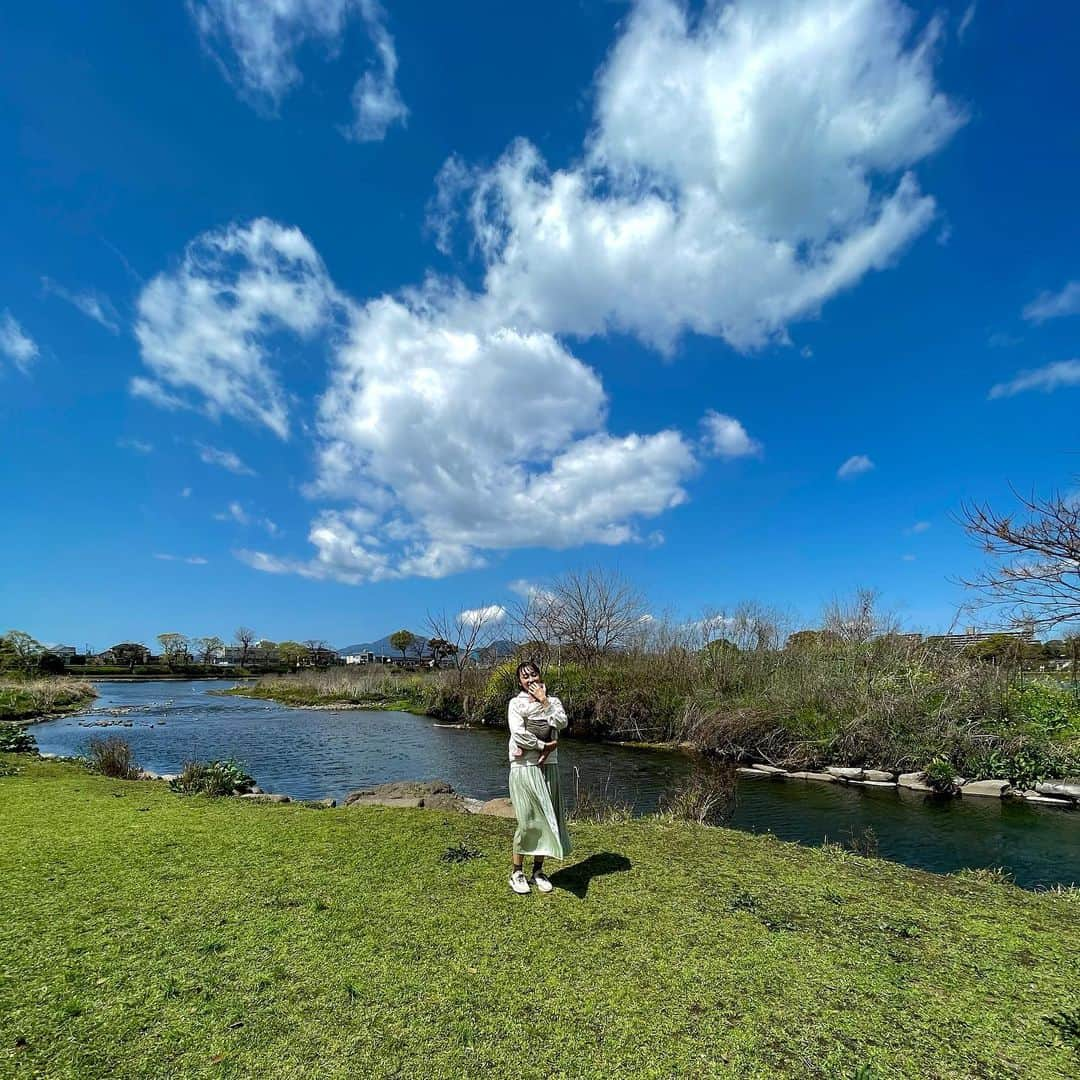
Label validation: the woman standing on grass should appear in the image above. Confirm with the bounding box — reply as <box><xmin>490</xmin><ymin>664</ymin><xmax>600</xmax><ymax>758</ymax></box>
<box><xmin>507</xmin><ymin>660</ymin><xmax>571</xmax><ymax>895</ymax></box>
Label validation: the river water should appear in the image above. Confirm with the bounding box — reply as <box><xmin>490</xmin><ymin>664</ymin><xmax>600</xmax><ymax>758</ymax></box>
<box><xmin>29</xmin><ymin>680</ymin><xmax>1079</xmax><ymax>889</ymax></box>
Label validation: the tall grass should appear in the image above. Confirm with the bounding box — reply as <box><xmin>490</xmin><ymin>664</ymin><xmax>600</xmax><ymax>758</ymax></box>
<box><xmin>85</xmin><ymin>735</ymin><xmax>141</xmax><ymax>779</ymax></box>
<box><xmin>0</xmin><ymin>678</ymin><xmax>96</xmax><ymax>720</ymax></box>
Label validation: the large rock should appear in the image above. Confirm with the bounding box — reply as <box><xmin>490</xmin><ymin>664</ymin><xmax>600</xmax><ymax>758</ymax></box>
<box><xmin>863</xmin><ymin>769</ymin><xmax>896</xmax><ymax>782</ymax></box>
<box><xmin>343</xmin><ymin>779</ymin><xmax>454</xmax><ymax>806</ymax></box>
<box><xmin>736</xmin><ymin>767</ymin><xmax>774</xmax><ymax>779</ymax></box>
<box><xmin>1034</xmin><ymin>780</ymin><xmax>1080</xmax><ymax>801</ymax></box>
<box><xmin>477</xmin><ymin>797</ymin><xmax>516</xmax><ymax>818</ymax></box>
<box><xmin>786</xmin><ymin>771</ymin><xmax>835</xmax><ymax>782</ymax></box>
<box><xmin>960</xmin><ymin>779</ymin><xmax>1011</xmax><ymax>798</ymax></box>
<box><xmin>421</xmin><ymin>793</ymin><xmax>467</xmax><ymax>812</ymax></box>
<box><xmin>898</xmin><ymin>772</ymin><xmax>934</xmax><ymax>792</ymax></box>
<box><xmin>239</xmin><ymin>793</ymin><xmax>291</xmax><ymax>803</ymax></box>
<box><xmin>461</xmin><ymin>797</ymin><xmax>486</xmax><ymax>814</ymax></box>
<box><xmin>749</xmin><ymin>764</ymin><xmax>788</xmax><ymax>775</ymax></box>
<box><xmin>827</xmin><ymin>767</ymin><xmax>864</xmax><ymax>780</ymax></box>
<box><xmin>848</xmin><ymin>779</ymin><xmax>898</xmax><ymax>788</ymax></box>
<box><xmin>1017</xmin><ymin>789</ymin><xmax>1075</xmax><ymax>807</ymax></box>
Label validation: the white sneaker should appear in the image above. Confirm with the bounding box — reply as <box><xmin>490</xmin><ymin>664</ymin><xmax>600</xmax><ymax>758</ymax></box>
<box><xmin>509</xmin><ymin>869</ymin><xmax>531</xmax><ymax>894</ymax></box>
<box><xmin>531</xmin><ymin>871</ymin><xmax>553</xmax><ymax>894</ymax></box>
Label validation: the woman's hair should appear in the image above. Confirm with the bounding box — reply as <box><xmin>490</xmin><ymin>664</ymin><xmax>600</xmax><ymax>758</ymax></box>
<box><xmin>515</xmin><ymin>660</ymin><xmax>540</xmax><ymax>688</ymax></box>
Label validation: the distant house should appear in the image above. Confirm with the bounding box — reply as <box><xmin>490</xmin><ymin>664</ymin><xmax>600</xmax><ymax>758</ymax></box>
<box><xmin>344</xmin><ymin>651</ymin><xmax>376</xmax><ymax>665</ymax></box>
<box><xmin>221</xmin><ymin>645</ymin><xmax>282</xmax><ymax>666</ymax></box>
<box><xmin>48</xmin><ymin>645</ymin><xmax>78</xmax><ymax>659</ymax></box>
<box><xmin>926</xmin><ymin>625</ymin><xmax>1036</xmax><ymax>652</ymax></box>
<box><xmin>100</xmin><ymin>642</ymin><xmax>152</xmax><ymax>666</ymax></box>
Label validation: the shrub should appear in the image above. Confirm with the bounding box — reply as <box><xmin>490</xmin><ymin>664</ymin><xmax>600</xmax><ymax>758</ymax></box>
<box><xmin>0</xmin><ymin>725</ymin><xmax>37</xmax><ymax>754</ymax></box>
<box><xmin>169</xmin><ymin>758</ymin><xmax>254</xmax><ymax>797</ymax></box>
<box><xmin>923</xmin><ymin>757</ymin><xmax>960</xmax><ymax>795</ymax></box>
<box><xmin>85</xmin><ymin>735</ymin><xmax>141</xmax><ymax>779</ymax></box>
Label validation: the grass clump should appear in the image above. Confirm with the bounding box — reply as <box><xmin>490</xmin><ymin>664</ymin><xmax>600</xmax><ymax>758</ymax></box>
<box><xmin>85</xmin><ymin>735</ymin><xmax>142</xmax><ymax>779</ymax></box>
<box><xmin>2</xmin><ymin>755</ymin><xmax>1079</xmax><ymax>1078</ymax></box>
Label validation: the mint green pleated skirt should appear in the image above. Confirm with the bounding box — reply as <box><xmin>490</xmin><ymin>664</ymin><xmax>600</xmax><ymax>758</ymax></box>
<box><xmin>508</xmin><ymin>763</ymin><xmax>572</xmax><ymax>859</ymax></box>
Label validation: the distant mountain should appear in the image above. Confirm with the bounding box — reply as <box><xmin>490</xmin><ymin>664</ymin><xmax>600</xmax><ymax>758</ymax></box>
<box><xmin>337</xmin><ymin>634</ymin><xmax>517</xmax><ymax>660</ymax></box>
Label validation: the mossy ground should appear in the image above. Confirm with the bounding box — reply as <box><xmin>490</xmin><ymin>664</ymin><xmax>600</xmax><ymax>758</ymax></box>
<box><xmin>2</xmin><ymin>755</ymin><xmax>1078</xmax><ymax>1079</ymax></box>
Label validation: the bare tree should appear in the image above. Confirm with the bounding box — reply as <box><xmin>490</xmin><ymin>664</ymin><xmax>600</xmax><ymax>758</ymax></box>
<box><xmin>156</xmin><ymin>633</ymin><xmax>190</xmax><ymax>669</ymax></box>
<box><xmin>959</xmin><ymin>485</ymin><xmax>1080</xmax><ymax>632</ymax></box>
<box><xmin>514</xmin><ymin>568</ymin><xmax>648</xmax><ymax>665</ymax></box>
<box><xmin>426</xmin><ymin>605</ymin><xmax>506</xmax><ymax>685</ymax></box>
<box><xmin>195</xmin><ymin>636</ymin><xmax>224</xmax><ymax>666</ymax></box>
<box><xmin>234</xmin><ymin>626</ymin><xmax>256</xmax><ymax>668</ymax></box>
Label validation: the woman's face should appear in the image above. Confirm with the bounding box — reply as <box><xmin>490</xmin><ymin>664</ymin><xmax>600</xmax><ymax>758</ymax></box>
<box><xmin>518</xmin><ymin>666</ymin><xmax>539</xmax><ymax>691</ymax></box>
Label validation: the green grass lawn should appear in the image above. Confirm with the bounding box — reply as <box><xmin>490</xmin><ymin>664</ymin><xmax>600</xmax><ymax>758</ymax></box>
<box><xmin>2</xmin><ymin>756</ymin><xmax>1078</xmax><ymax>1079</ymax></box>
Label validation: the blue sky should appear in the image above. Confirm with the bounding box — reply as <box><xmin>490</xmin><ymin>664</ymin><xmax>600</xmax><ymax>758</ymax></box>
<box><xmin>2</xmin><ymin>0</ymin><xmax>1079</xmax><ymax>651</ymax></box>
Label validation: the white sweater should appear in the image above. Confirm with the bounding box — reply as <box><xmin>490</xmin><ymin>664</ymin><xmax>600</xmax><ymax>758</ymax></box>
<box><xmin>507</xmin><ymin>691</ymin><xmax>569</xmax><ymax>765</ymax></box>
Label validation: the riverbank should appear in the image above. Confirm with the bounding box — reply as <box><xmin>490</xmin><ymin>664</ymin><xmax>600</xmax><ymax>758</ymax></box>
<box><xmin>219</xmin><ymin>682</ymin><xmax>432</xmax><ymax>715</ymax></box>
<box><xmin>0</xmin><ymin>678</ymin><xmax>97</xmax><ymax>724</ymax></box>
<box><xmin>2</xmin><ymin>755</ymin><xmax>1078</xmax><ymax>1078</ymax></box>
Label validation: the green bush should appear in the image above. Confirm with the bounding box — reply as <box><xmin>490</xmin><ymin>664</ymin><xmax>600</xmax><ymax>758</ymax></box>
<box><xmin>0</xmin><ymin>725</ymin><xmax>37</xmax><ymax>754</ymax></box>
<box><xmin>1005</xmin><ymin>682</ymin><xmax>1080</xmax><ymax>734</ymax></box>
<box><xmin>923</xmin><ymin>757</ymin><xmax>960</xmax><ymax>794</ymax></box>
<box><xmin>85</xmin><ymin>735</ymin><xmax>141</xmax><ymax>779</ymax></box>
<box><xmin>169</xmin><ymin>758</ymin><xmax>255</xmax><ymax>797</ymax></box>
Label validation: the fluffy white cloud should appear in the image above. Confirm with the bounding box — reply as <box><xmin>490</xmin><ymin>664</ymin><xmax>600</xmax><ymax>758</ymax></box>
<box><xmin>958</xmin><ymin>3</ymin><xmax>977</xmax><ymax>41</ymax></box>
<box><xmin>838</xmin><ymin>454</ymin><xmax>875</xmax><ymax>478</ymax></box>
<box><xmin>189</xmin><ymin>0</ymin><xmax>407</xmax><ymax>140</ymax></box>
<box><xmin>700</xmin><ymin>411</ymin><xmax>761</xmax><ymax>459</ymax></box>
<box><xmin>445</xmin><ymin>0</ymin><xmax>963</xmax><ymax>352</ymax></box>
<box><xmin>133</xmin><ymin>219</ymin><xmax>338</xmax><ymax>437</ymax></box>
<box><xmin>989</xmin><ymin>359</ymin><xmax>1080</xmax><ymax>399</ymax></box>
<box><xmin>41</xmin><ymin>278</ymin><xmax>119</xmax><ymax>333</ymax></box>
<box><xmin>198</xmin><ymin>443</ymin><xmax>257</xmax><ymax>476</ymax></box>
<box><xmin>458</xmin><ymin>604</ymin><xmax>507</xmax><ymax>627</ymax></box>
<box><xmin>154</xmin><ymin>553</ymin><xmax>208</xmax><ymax>565</ymax></box>
<box><xmin>1022</xmin><ymin>282</ymin><xmax>1080</xmax><ymax>324</ymax></box>
<box><xmin>0</xmin><ymin>311</ymin><xmax>38</xmax><ymax>372</ymax></box>
<box><xmin>905</xmin><ymin>520</ymin><xmax>931</xmax><ymax>534</ymax></box>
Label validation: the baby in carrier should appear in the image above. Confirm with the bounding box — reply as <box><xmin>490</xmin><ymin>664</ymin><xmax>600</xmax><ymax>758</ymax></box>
<box><xmin>513</xmin><ymin>701</ymin><xmax>555</xmax><ymax>764</ymax></box>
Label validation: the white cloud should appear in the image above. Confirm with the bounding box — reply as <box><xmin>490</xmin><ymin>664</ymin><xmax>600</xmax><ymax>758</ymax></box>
<box><xmin>988</xmin><ymin>359</ymin><xmax>1080</xmax><ymax>399</ymax></box>
<box><xmin>189</xmin><ymin>0</ymin><xmax>407</xmax><ymax>141</ymax></box>
<box><xmin>901</xmin><ymin>553</ymin><xmax>917</xmax><ymax>562</ymax></box>
<box><xmin>216</xmin><ymin>501</ymin><xmax>279</xmax><ymax>533</ymax></box>
<box><xmin>700</xmin><ymin>411</ymin><xmax>762</xmax><ymax>459</ymax></box>
<box><xmin>198</xmin><ymin>443</ymin><xmax>257</xmax><ymax>476</ymax></box>
<box><xmin>346</xmin><ymin>3</ymin><xmax>408</xmax><ymax>142</ymax></box>
<box><xmin>838</xmin><ymin>454</ymin><xmax>875</xmax><ymax>479</ymax></box>
<box><xmin>458</xmin><ymin>604</ymin><xmax>507</xmax><ymax>627</ymax></box>
<box><xmin>134</xmin><ymin>219</ymin><xmax>338</xmax><ymax>437</ymax></box>
<box><xmin>905</xmin><ymin>520</ymin><xmax>931</xmax><ymax>534</ymax></box>
<box><xmin>442</xmin><ymin>0</ymin><xmax>962</xmax><ymax>353</ymax></box>
<box><xmin>0</xmin><ymin>311</ymin><xmax>39</xmax><ymax>372</ymax></box>
<box><xmin>215</xmin><ymin>501</ymin><xmax>251</xmax><ymax>525</ymax></box>
<box><xmin>41</xmin><ymin>278</ymin><xmax>119</xmax><ymax>333</ymax></box>
<box><xmin>154</xmin><ymin>553</ymin><xmax>208</xmax><ymax>565</ymax></box>
<box><xmin>958</xmin><ymin>3</ymin><xmax>977</xmax><ymax>40</ymax></box>
<box><xmin>180</xmin><ymin>487</ymin><xmax>193</xmax><ymax>498</ymax></box>
<box><xmin>1022</xmin><ymin>281</ymin><xmax>1080</xmax><ymax>324</ymax></box>
<box><xmin>117</xmin><ymin>438</ymin><xmax>154</xmax><ymax>455</ymax></box>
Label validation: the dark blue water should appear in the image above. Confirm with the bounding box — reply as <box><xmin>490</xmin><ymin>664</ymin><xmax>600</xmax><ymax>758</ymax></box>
<box><xmin>30</xmin><ymin>680</ymin><xmax>1079</xmax><ymax>889</ymax></box>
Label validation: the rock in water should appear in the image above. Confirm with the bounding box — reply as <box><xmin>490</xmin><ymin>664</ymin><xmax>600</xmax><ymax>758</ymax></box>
<box><xmin>959</xmin><ymin>779</ymin><xmax>1011</xmax><ymax>798</ymax></box>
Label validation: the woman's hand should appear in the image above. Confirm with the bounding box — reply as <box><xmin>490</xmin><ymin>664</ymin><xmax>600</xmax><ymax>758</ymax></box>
<box><xmin>527</xmin><ymin>679</ymin><xmax>548</xmax><ymax>705</ymax></box>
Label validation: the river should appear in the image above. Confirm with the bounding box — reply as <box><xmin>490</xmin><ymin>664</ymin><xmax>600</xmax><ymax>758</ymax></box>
<box><xmin>29</xmin><ymin>680</ymin><xmax>1079</xmax><ymax>890</ymax></box>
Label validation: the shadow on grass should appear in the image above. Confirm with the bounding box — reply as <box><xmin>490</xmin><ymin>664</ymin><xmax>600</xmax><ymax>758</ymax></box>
<box><xmin>549</xmin><ymin>852</ymin><xmax>631</xmax><ymax>899</ymax></box>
